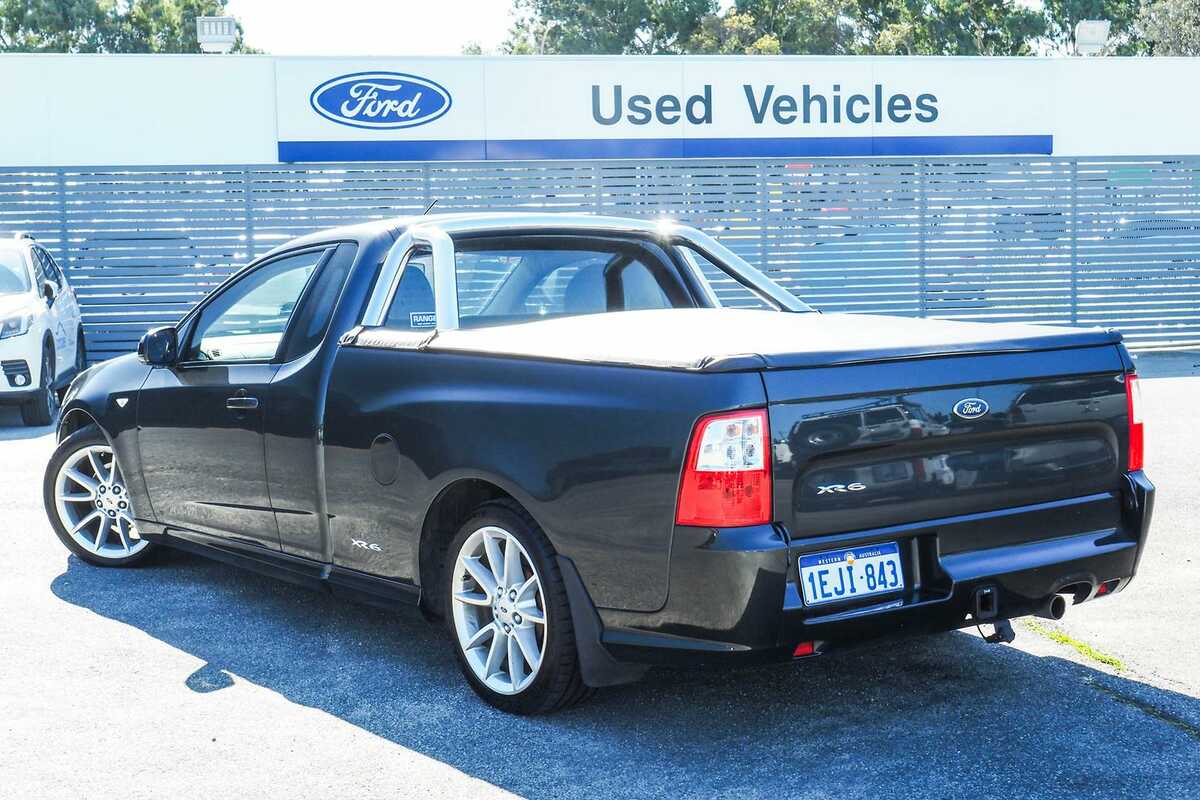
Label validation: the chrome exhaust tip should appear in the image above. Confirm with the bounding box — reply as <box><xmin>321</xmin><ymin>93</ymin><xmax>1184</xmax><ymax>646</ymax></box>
<box><xmin>1035</xmin><ymin>593</ymin><xmax>1068</xmax><ymax>620</ymax></box>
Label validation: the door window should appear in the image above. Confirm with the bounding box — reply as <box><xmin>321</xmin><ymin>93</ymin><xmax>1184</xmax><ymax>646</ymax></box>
<box><xmin>185</xmin><ymin>249</ymin><xmax>327</xmax><ymax>362</ymax></box>
<box><xmin>32</xmin><ymin>248</ymin><xmax>63</xmax><ymax>289</ymax></box>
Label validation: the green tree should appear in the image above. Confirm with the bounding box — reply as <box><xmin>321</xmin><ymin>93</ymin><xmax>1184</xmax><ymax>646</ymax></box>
<box><xmin>1041</xmin><ymin>0</ymin><xmax>1144</xmax><ymax>54</ymax></box>
<box><xmin>1138</xmin><ymin>0</ymin><xmax>1200</xmax><ymax>54</ymax></box>
<box><xmin>687</xmin><ymin>11</ymin><xmax>782</xmax><ymax>53</ymax></box>
<box><xmin>503</xmin><ymin>0</ymin><xmax>716</xmax><ymax>54</ymax></box>
<box><xmin>732</xmin><ymin>0</ymin><xmax>858</xmax><ymax>54</ymax></box>
<box><xmin>0</xmin><ymin>0</ymin><xmax>253</xmax><ymax>53</ymax></box>
<box><xmin>856</xmin><ymin>0</ymin><xmax>1045</xmax><ymax>55</ymax></box>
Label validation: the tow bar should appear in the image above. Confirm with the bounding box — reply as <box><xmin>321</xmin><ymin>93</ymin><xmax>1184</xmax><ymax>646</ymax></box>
<box><xmin>982</xmin><ymin>619</ymin><xmax>1016</xmax><ymax>644</ymax></box>
<box><xmin>973</xmin><ymin>585</ymin><xmax>1016</xmax><ymax>644</ymax></box>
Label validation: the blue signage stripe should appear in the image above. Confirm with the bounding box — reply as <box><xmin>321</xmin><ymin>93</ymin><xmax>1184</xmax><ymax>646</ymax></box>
<box><xmin>278</xmin><ymin>139</ymin><xmax>486</xmax><ymax>162</ymax></box>
<box><xmin>279</xmin><ymin>134</ymin><xmax>1052</xmax><ymax>163</ymax></box>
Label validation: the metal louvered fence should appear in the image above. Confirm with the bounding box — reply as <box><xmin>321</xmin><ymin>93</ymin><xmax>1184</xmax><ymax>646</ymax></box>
<box><xmin>1</xmin><ymin>155</ymin><xmax>1199</xmax><ymax>363</ymax></box>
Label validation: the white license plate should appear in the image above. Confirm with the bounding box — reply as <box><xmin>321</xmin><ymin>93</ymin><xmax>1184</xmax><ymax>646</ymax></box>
<box><xmin>799</xmin><ymin>542</ymin><xmax>904</xmax><ymax>606</ymax></box>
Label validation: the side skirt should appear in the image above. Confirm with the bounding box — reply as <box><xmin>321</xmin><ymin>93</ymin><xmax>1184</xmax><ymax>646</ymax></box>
<box><xmin>144</xmin><ymin>526</ymin><xmax>422</xmax><ymax>610</ymax></box>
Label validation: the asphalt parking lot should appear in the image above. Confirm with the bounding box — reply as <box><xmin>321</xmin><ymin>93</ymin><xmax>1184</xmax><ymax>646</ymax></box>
<box><xmin>2</xmin><ymin>351</ymin><xmax>1198</xmax><ymax>800</ymax></box>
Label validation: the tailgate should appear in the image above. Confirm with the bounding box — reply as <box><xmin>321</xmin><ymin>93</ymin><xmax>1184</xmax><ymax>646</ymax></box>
<box><xmin>766</xmin><ymin>344</ymin><xmax>1131</xmax><ymax>544</ymax></box>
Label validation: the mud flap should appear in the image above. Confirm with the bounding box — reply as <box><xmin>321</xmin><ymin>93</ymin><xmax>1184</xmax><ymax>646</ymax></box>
<box><xmin>556</xmin><ymin>555</ymin><xmax>650</xmax><ymax>688</ymax></box>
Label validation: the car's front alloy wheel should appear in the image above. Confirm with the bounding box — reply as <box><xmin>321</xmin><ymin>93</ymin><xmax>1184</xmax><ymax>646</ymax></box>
<box><xmin>44</xmin><ymin>426</ymin><xmax>153</xmax><ymax>567</ymax></box>
<box><xmin>445</xmin><ymin>501</ymin><xmax>592</xmax><ymax>713</ymax></box>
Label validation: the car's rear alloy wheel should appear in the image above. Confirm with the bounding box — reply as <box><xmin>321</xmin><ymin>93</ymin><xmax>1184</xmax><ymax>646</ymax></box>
<box><xmin>445</xmin><ymin>501</ymin><xmax>592</xmax><ymax>713</ymax></box>
<box><xmin>45</xmin><ymin>427</ymin><xmax>152</xmax><ymax>567</ymax></box>
<box><xmin>452</xmin><ymin>525</ymin><xmax>547</xmax><ymax>695</ymax></box>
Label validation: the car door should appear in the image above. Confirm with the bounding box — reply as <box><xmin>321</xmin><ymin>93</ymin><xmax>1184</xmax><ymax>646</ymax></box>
<box><xmin>37</xmin><ymin>247</ymin><xmax>79</xmax><ymax>370</ymax></box>
<box><xmin>137</xmin><ymin>246</ymin><xmax>332</xmax><ymax>550</ymax></box>
<box><xmin>31</xmin><ymin>247</ymin><xmax>69</xmax><ymax>365</ymax></box>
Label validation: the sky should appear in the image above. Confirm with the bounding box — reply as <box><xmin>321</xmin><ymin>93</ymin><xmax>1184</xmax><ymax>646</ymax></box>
<box><xmin>225</xmin><ymin>0</ymin><xmax>517</xmax><ymax>56</ymax></box>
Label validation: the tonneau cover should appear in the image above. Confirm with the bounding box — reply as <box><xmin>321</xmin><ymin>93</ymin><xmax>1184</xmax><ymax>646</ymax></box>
<box><xmin>353</xmin><ymin>308</ymin><xmax>1122</xmax><ymax>372</ymax></box>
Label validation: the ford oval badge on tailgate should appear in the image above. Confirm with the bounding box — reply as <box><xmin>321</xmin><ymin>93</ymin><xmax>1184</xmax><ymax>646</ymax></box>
<box><xmin>310</xmin><ymin>72</ymin><xmax>451</xmax><ymax>129</ymax></box>
<box><xmin>953</xmin><ymin>398</ymin><xmax>989</xmax><ymax>419</ymax></box>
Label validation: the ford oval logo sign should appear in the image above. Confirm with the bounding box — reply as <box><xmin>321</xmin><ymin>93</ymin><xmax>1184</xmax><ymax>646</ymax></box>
<box><xmin>953</xmin><ymin>398</ymin><xmax>990</xmax><ymax>420</ymax></box>
<box><xmin>310</xmin><ymin>72</ymin><xmax>451</xmax><ymax>130</ymax></box>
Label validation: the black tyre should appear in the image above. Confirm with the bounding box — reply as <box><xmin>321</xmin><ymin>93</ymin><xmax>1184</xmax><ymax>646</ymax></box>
<box><xmin>43</xmin><ymin>425</ymin><xmax>154</xmax><ymax>567</ymax></box>
<box><xmin>444</xmin><ymin>500</ymin><xmax>593</xmax><ymax>714</ymax></box>
<box><xmin>21</xmin><ymin>345</ymin><xmax>58</xmax><ymax>427</ymax></box>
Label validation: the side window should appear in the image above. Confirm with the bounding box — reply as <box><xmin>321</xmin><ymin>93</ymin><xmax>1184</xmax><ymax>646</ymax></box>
<box><xmin>34</xmin><ymin>248</ymin><xmax>62</xmax><ymax>288</ymax></box>
<box><xmin>44</xmin><ymin>250</ymin><xmax>65</xmax><ymax>287</ymax></box>
<box><xmin>678</xmin><ymin>245</ymin><xmax>776</xmax><ymax>310</ymax></box>
<box><xmin>382</xmin><ymin>249</ymin><xmax>436</xmax><ymax>330</ymax></box>
<box><xmin>281</xmin><ymin>242</ymin><xmax>358</xmax><ymax>361</ymax></box>
<box><xmin>185</xmin><ymin>249</ymin><xmax>327</xmax><ymax>362</ymax></box>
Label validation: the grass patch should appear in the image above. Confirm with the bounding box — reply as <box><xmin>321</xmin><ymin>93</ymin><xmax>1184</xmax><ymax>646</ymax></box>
<box><xmin>1024</xmin><ymin>620</ymin><xmax>1125</xmax><ymax>671</ymax></box>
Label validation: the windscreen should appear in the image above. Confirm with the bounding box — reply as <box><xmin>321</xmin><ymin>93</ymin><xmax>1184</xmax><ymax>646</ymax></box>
<box><xmin>0</xmin><ymin>249</ymin><xmax>31</xmax><ymax>295</ymax></box>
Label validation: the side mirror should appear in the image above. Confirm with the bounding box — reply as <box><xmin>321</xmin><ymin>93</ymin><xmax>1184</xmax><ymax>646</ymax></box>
<box><xmin>138</xmin><ymin>326</ymin><xmax>178</xmax><ymax>366</ymax></box>
<box><xmin>42</xmin><ymin>281</ymin><xmax>57</xmax><ymax>304</ymax></box>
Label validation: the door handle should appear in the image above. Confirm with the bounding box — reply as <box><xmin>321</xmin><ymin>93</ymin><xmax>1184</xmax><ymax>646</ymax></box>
<box><xmin>226</xmin><ymin>393</ymin><xmax>260</xmax><ymax>411</ymax></box>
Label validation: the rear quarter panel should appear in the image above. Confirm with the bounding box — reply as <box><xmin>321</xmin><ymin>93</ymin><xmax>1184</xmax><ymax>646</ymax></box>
<box><xmin>321</xmin><ymin>348</ymin><xmax>765</xmax><ymax>612</ymax></box>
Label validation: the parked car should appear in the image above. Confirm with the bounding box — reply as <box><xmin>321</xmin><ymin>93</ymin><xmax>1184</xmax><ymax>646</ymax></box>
<box><xmin>42</xmin><ymin>213</ymin><xmax>1153</xmax><ymax>714</ymax></box>
<box><xmin>0</xmin><ymin>233</ymin><xmax>85</xmax><ymax>426</ymax></box>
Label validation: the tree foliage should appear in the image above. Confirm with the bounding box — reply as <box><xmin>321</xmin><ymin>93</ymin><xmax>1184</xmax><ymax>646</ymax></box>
<box><xmin>1138</xmin><ymin>0</ymin><xmax>1200</xmax><ymax>54</ymax></box>
<box><xmin>857</xmin><ymin>0</ymin><xmax>1045</xmax><ymax>55</ymax></box>
<box><xmin>507</xmin><ymin>0</ymin><xmax>1052</xmax><ymax>55</ymax></box>
<box><xmin>504</xmin><ymin>0</ymin><xmax>716</xmax><ymax>54</ymax></box>
<box><xmin>1041</xmin><ymin>0</ymin><xmax>1144</xmax><ymax>53</ymax></box>
<box><xmin>0</xmin><ymin>0</ymin><xmax>253</xmax><ymax>53</ymax></box>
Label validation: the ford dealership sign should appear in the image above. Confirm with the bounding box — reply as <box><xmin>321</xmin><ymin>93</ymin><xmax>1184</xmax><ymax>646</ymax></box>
<box><xmin>273</xmin><ymin>57</ymin><xmax>1072</xmax><ymax>162</ymax></box>
<box><xmin>309</xmin><ymin>71</ymin><xmax>452</xmax><ymax>129</ymax></box>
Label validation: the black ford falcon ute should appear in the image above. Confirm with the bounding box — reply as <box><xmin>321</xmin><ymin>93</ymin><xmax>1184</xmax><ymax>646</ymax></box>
<box><xmin>43</xmin><ymin>213</ymin><xmax>1154</xmax><ymax>713</ymax></box>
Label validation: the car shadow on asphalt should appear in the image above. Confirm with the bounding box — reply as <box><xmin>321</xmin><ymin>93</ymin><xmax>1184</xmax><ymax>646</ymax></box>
<box><xmin>51</xmin><ymin>549</ymin><xmax>1200</xmax><ymax>799</ymax></box>
<box><xmin>0</xmin><ymin>405</ymin><xmax>51</xmax><ymax>440</ymax></box>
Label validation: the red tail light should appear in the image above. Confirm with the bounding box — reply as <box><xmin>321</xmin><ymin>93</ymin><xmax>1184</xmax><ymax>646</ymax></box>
<box><xmin>676</xmin><ymin>408</ymin><xmax>772</xmax><ymax>527</ymax></box>
<box><xmin>1125</xmin><ymin>373</ymin><xmax>1144</xmax><ymax>472</ymax></box>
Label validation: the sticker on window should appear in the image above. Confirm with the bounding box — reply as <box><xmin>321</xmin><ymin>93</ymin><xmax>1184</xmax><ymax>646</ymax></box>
<box><xmin>410</xmin><ymin>311</ymin><xmax>436</xmax><ymax>328</ymax></box>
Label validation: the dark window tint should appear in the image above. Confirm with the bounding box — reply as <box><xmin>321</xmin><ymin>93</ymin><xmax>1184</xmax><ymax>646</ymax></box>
<box><xmin>864</xmin><ymin>408</ymin><xmax>906</xmax><ymax>425</ymax></box>
<box><xmin>383</xmin><ymin>249</ymin><xmax>436</xmax><ymax>330</ymax></box>
<box><xmin>281</xmin><ymin>242</ymin><xmax>358</xmax><ymax>361</ymax></box>
<box><xmin>38</xmin><ymin>248</ymin><xmax>64</xmax><ymax>286</ymax></box>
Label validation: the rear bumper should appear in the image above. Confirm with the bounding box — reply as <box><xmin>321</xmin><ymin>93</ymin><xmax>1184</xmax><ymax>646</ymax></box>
<box><xmin>592</xmin><ymin>472</ymin><xmax>1154</xmax><ymax>671</ymax></box>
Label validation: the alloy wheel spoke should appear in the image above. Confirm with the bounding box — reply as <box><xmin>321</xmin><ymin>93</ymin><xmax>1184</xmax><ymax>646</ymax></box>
<box><xmin>503</xmin><ymin>536</ymin><xmax>524</xmax><ymax>589</ymax></box>
<box><xmin>515</xmin><ymin>576</ymin><xmax>539</xmax><ymax>603</ymax></box>
<box><xmin>93</xmin><ymin>515</ymin><xmax>110</xmax><ymax>552</ymax></box>
<box><xmin>113</xmin><ymin>517</ymin><xmax>130</xmax><ymax>552</ymax></box>
<box><xmin>65</xmin><ymin>468</ymin><xmax>99</xmax><ymax>495</ymax></box>
<box><xmin>87</xmin><ymin>450</ymin><xmax>110</xmax><ymax>485</ymax></box>
<box><xmin>464</xmin><ymin>622</ymin><xmax>496</xmax><ymax>651</ymax></box>
<box><xmin>454</xmin><ymin>590</ymin><xmax>492</xmax><ymax>607</ymax></box>
<box><xmin>482</xmin><ymin>533</ymin><xmax>506</xmax><ymax>589</ymax></box>
<box><xmin>462</xmin><ymin>556</ymin><xmax>498</xmax><ymax>597</ymax></box>
<box><xmin>515</xmin><ymin>598</ymin><xmax>545</xmax><ymax>625</ymax></box>
<box><xmin>70</xmin><ymin>510</ymin><xmax>101</xmax><ymax>536</ymax></box>
<box><xmin>512</xmin><ymin>625</ymin><xmax>542</xmax><ymax>672</ymax></box>
<box><xmin>484</xmin><ymin>627</ymin><xmax>507</xmax><ymax>677</ymax></box>
<box><xmin>507</xmin><ymin>633</ymin><xmax>526</xmax><ymax>689</ymax></box>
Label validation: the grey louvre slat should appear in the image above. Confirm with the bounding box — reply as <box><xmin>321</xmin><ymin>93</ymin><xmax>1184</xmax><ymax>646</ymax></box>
<box><xmin>3</xmin><ymin>155</ymin><xmax>1200</xmax><ymax>363</ymax></box>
